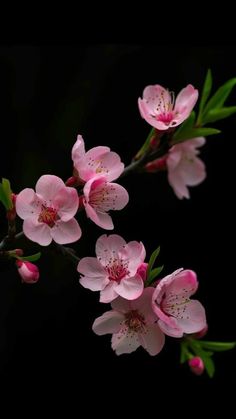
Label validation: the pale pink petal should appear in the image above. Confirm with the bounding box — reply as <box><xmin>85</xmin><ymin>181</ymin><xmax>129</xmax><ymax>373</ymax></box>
<box><xmin>23</xmin><ymin>218</ymin><xmax>52</xmax><ymax>246</ymax></box>
<box><xmin>158</xmin><ymin>318</ymin><xmax>183</xmax><ymax>337</ymax></box>
<box><xmin>167</xmin><ymin>269</ymin><xmax>198</xmax><ymax>299</ymax></box>
<box><xmin>152</xmin><ymin>269</ymin><xmax>184</xmax><ymax>305</ymax></box>
<box><xmin>15</xmin><ymin>188</ymin><xmax>42</xmax><ymax>220</ymax></box>
<box><xmin>132</xmin><ymin>287</ymin><xmax>157</xmax><ymax>323</ymax></box>
<box><xmin>112</xmin><ymin>327</ymin><xmax>140</xmax><ymax>355</ymax></box>
<box><xmin>184</xmin><ymin>137</ymin><xmax>206</xmax><ymax>149</ymax></box>
<box><xmin>176</xmin><ymin>157</ymin><xmax>206</xmax><ymax>186</ymax></box>
<box><xmin>138</xmin><ymin>97</ymin><xmax>170</xmax><ymax>130</ymax></box>
<box><xmin>84</xmin><ymin>201</ymin><xmax>114</xmax><ymax>230</ymax></box>
<box><xmin>72</xmin><ymin>134</ymin><xmax>85</xmax><ymax>167</ymax></box>
<box><xmin>100</xmin><ymin>282</ymin><xmax>119</xmax><ymax>303</ymax></box>
<box><xmin>139</xmin><ymin>324</ymin><xmax>165</xmax><ymax>356</ymax></box>
<box><xmin>54</xmin><ymin>187</ymin><xmax>79</xmax><ymax>221</ymax></box>
<box><xmin>115</xmin><ymin>275</ymin><xmax>144</xmax><ymax>300</ymax></box>
<box><xmin>174</xmin><ymin>84</ymin><xmax>199</xmax><ymax>116</ymax></box>
<box><xmin>119</xmin><ymin>241</ymin><xmax>146</xmax><ymax>276</ymax></box>
<box><xmin>35</xmin><ymin>175</ymin><xmax>65</xmax><ymax>202</ymax></box>
<box><xmin>50</xmin><ymin>218</ymin><xmax>82</xmax><ymax>244</ymax></box>
<box><xmin>111</xmin><ymin>297</ymin><xmax>132</xmax><ymax>313</ymax></box>
<box><xmin>77</xmin><ymin>257</ymin><xmax>106</xmax><ymax>277</ymax></box>
<box><xmin>96</xmin><ymin>234</ymin><xmax>126</xmax><ymax>266</ymax></box>
<box><xmin>168</xmin><ymin>170</ymin><xmax>190</xmax><ymax>199</ymax></box>
<box><xmin>78</xmin><ymin>146</ymin><xmax>111</xmax><ymax>181</ymax></box>
<box><xmin>142</xmin><ymin>85</ymin><xmax>171</xmax><ymax>114</ymax></box>
<box><xmin>166</xmin><ymin>149</ymin><xmax>182</xmax><ymax>171</ymax></box>
<box><xmin>80</xmin><ymin>275</ymin><xmax>109</xmax><ymax>291</ymax></box>
<box><xmin>91</xmin><ymin>151</ymin><xmax>124</xmax><ymax>182</ymax></box>
<box><xmin>176</xmin><ymin>300</ymin><xmax>207</xmax><ymax>334</ymax></box>
<box><xmin>92</xmin><ymin>311</ymin><xmax>125</xmax><ymax>335</ymax></box>
<box><xmin>88</xmin><ymin>181</ymin><xmax>129</xmax><ymax>211</ymax></box>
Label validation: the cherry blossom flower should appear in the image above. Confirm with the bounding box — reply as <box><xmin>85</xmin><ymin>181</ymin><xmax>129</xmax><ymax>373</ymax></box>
<box><xmin>16</xmin><ymin>175</ymin><xmax>81</xmax><ymax>246</ymax></box>
<box><xmin>166</xmin><ymin>137</ymin><xmax>206</xmax><ymax>199</ymax></box>
<box><xmin>16</xmin><ymin>260</ymin><xmax>39</xmax><ymax>283</ymax></box>
<box><xmin>188</xmin><ymin>356</ymin><xmax>204</xmax><ymax>375</ymax></box>
<box><xmin>92</xmin><ymin>288</ymin><xmax>165</xmax><ymax>356</ymax></box>
<box><xmin>83</xmin><ymin>176</ymin><xmax>129</xmax><ymax>230</ymax></box>
<box><xmin>72</xmin><ymin>135</ymin><xmax>124</xmax><ymax>182</ymax></box>
<box><xmin>152</xmin><ymin>269</ymin><xmax>207</xmax><ymax>338</ymax></box>
<box><xmin>77</xmin><ymin>234</ymin><xmax>145</xmax><ymax>302</ymax></box>
<box><xmin>138</xmin><ymin>84</ymin><xmax>198</xmax><ymax>130</ymax></box>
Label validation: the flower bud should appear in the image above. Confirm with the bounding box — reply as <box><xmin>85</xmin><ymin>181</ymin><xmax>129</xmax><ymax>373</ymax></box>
<box><xmin>137</xmin><ymin>262</ymin><xmax>148</xmax><ymax>281</ymax></box>
<box><xmin>188</xmin><ymin>356</ymin><xmax>204</xmax><ymax>375</ymax></box>
<box><xmin>145</xmin><ymin>156</ymin><xmax>167</xmax><ymax>173</ymax></box>
<box><xmin>16</xmin><ymin>260</ymin><xmax>39</xmax><ymax>284</ymax></box>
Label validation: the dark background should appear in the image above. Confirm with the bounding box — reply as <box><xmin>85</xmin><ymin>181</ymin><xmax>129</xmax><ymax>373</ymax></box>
<box><xmin>0</xmin><ymin>45</ymin><xmax>235</xmax><ymax>409</ymax></box>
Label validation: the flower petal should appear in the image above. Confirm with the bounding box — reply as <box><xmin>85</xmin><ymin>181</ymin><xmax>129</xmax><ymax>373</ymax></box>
<box><xmin>92</xmin><ymin>310</ymin><xmax>125</xmax><ymax>335</ymax></box>
<box><xmin>23</xmin><ymin>218</ymin><xmax>52</xmax><ymax>246</ymax></box>
<box><xmin>119</xmin><ymin>241</ymin><xmax>146</xmax><ymax>276</ymax></box>
<box><xmin>111</xmin><ymin>297</ymin><xmax>132</xmax><ymax>313</ymax></box>
<box><xmin>50</xmin><ymin>218</ymin><xmax>82</xmax><ymax>244</ymax></box>
<box><xmin>95</xmin><ymin>151</ymin><xmax>124</xmax><ymax>182</ymax></box>
<box><xmin>95</xmin><ymin>234</ymin><xmax>126</xmax><ymax>266</ymax></box>
<box><xmin>77</xmin><ymin>257</ymin><xmax>106</xmax><ymax>277</ymax></box>
<box><xmin>112</xmin><ymin>327</ymin><xmax>140</xmax><ymax>355</ymax></box>
<box><xmin>72</xmin><ymin>134</ymin><xmax>85</xmax><ymax>167</ymax></box>
<box><xmin>15</xmin><ymin>188</ymin><xmax>42</xmax><ymax>220</ymax></box>
<box><xmin>115</xmin><ymin>275</ymin><xmax>144</xmax><ymax>300</ymax></box>
<box><xmin>158</xmin><ymin>319</ymin><xmax>183</xmax><ymax>337</ymax></box>
<box><xmin>55</xmin><ymin>187</ymin><xmax>79</xmax><ymax>221</ymax></box>
<box><xmin>100</xmin><ymin>282</ymin><xmax>119</xmax><ymax>303</ymax></box>
<box><xmin>35</xmin><ymin>175</ymin><xmax>66</xmax><ymax>202</ymax></box>
<box><xmin>174</xmin><ymin>84</ymin><xmax>199</xmax><ymax>116</ymax></box>
<box><xmin>176</xmin><ymin>300</ymin><xmax>207</xmax><ymax>335</ymax></box>
<box><xmin>131</xmin><ymin>287</ymin><xmax>157</xmax><ymax>323</ymax></box>
<box><xmin>139</xmin><ymin>324</ymin><xmax>165</xmax><ymax>356</ymax></box>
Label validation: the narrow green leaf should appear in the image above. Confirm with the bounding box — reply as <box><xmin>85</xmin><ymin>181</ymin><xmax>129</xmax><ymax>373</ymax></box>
<box><xmin>197</xmin><ymin>69</ymin><xmax>213</xmax><ymax>124</ymax></box>
<box><xmin>18</xmin><ymin>252</ymin><xmax>41</xmax><ymax>262</ymax></box>
<box><xmin>0</xmin><ymin>184</ymin><xmax>9</xmax><ymax>209</ymax></box>
<box><xmin>203</xmin><ymin>77</ymin><xmax>236</xmax><ymax>117</ymax></box>
<box><xmin>200</xmin><ymin>341</ymin><xmax>236</xmax><ymax>352</ymax></box>
<box><xmin>172</xmin><ymin>127</ymin><xmax>220</xmax><ymax>144</ymax></box>
<box><xmin>147</xmin><ymin>246</ymin><xmax>160</xmax><ymax>279</ymax></box>
<box><xmin>2</xmin><ymin>178</ymin><xmax>13</xmax><ymax>210</ymax></box>
<box><xmin>203</xmin><ymin>356</ymin><xmax>215</xmax><ymax>378</ymax></box>
<box><xmin>180</xmin><ymin>342</ymin><xmax>189</xmax><ymax>364</ymax></box>
<box><xmin>173</xmin><ymin>111</ymin><xmax>195</xmax><ymax>142</ymax></box>
<box><xmin>146</xmin><ymin>265</ymin><xmax>164</xmax><ymax>285</ymax></box>
<box><xmin>202</xmin><ymin>106</ymin><xmax>236</xmax><ymax>124</ymax></box>
<box><xmin>135</xmin><ymin>127</ymin><xmax>156</xmax><ymax>160</ymax></box>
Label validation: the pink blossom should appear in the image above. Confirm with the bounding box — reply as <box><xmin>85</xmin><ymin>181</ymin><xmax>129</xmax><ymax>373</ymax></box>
<box><xmin>83</xmin><ymin>176</ymin><xmax>129</xmax><ymax>230</ymax></box>
<box><xmin>16</xmin><ymin>260</ymin><xmax>39</xmax><ymax>283</ymax></box>
<box><xmin>92</xmin><ymin>288</ymin><xmax>165</xmax><ymax>356</ymax></box>
<box><xmin>78</xmin><ymin>234</ymin><xmax>146</xmax><ymax>302</ymax></box>
<box><xmin>167</xmin><ymin>137</ymin><xmax>206</xmax><ymax>199</ymax></box>
<box><xmin>16</xmin><ymin>175</ymin><xmax>81</xmax><ymax>246</ymax></box>
<box><xmin>152</xmin><ymin>269</ymin><xmax>207</xmax><ymax>338</ymax></box>
<box><xmin>72</xmin><ymin>135</ymin><xmax>124</xmax><ymax>182</ymax></box>
<box><xmin>138</xmin><ymin>84</ymin><xmax>198</xmax><ymax>130</ymax></box>
<box><xmin>137</xmin><ymin>262</ymin><xmax>148</xmax><ymax>282</ymax></box>
<box><xmin>188</xmin><ymin>356</ymin><xmax>204</xmax><ymax>375</ymax></box>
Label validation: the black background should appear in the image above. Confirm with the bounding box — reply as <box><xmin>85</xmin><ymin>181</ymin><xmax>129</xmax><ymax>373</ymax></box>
<box><xmin>0</xmin><ymin>45</ymin><xmax>235</xmax><ymax>410</ymax></box>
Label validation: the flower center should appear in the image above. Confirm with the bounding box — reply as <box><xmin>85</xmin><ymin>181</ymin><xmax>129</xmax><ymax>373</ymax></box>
<box><xmin>125</xmin><ymin>310</ymin><xmax>146</xmax><ymax>332</ymax></box>
<box><xmin>157</xmin><ymin>111</ymin><xmax>174</xmax><ymax>124</ymax></box>
<box><xmin>38</xmin><ymin>205</ymin><xmax>58</xmax><ymax>227</ymax></box>
<box><xmin>106</xmin><ymin>259</ymin><xmax>129</xmax><ymax>283</ymax></box>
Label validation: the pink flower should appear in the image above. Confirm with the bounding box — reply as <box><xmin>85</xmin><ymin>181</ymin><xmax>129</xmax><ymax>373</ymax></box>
<box><xmin>152</xmin><ymin>269</ymin><xmax>207</xmax><ymax>338</ymax></box>
<box><xmin>16</xmin><ymin>175</ymin><xmax>81</xmax><ymax>246</ymax></box>
<box><xmin>188</xmin><ymin>356</ymin><xmax>204</xmax><ymax>375</ymax></box>
<box><xmin>167</xmin><ymin>137</ymin><xmax>206</xmax><ymax>199</ymax></box>
<box><xmin>83</xmin><ymin>176</ymin><xmax>129</xmax><ymax>230</ymax></box>
<box><xmin>16</xmin><ymin>260</ymin><xmax>39</xmax><ymax>283</ymax></box>
<box><xmin>72</xmin><ymin>135</ymin><xmax>124</xmax><ymax>182</ymax></box>
<box><xmin>138</xmin><ymin>84</ymin><xmax>198</xmax><ymax>130</ymax></box>
<box><xmin>77</xmin><ymin>234</ymin><xmax>146</xmax><ymax>302</ymax></box>
<box><xmin>92</xmin><ymin>288</ymin><xmax>165</xmax><ymax>356</ymax></box>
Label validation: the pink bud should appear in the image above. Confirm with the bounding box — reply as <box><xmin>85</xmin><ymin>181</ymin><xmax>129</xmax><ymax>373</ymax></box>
<box><xmin>65</xmin><ymin>176</ymin><xmax>78</xmax><ymax>187</ymax></box>
<box><xmin>137</xmin><ymin>262</ymin><xmax>148</xmax><ymax>281</ymax></box>
<box><xmin>188</xmin><ymin>357</ymin><xmax>204</xmax><ymax>376</ymax></box>
<box><xmin>16</xmin><ymin>260</ymin><xmax>39</xmax><ymax>284</ymax></box>
<box><xmin>145</xmin><ymin>156</ymin><xmax>167</xmax><ymax>173</ymax></box>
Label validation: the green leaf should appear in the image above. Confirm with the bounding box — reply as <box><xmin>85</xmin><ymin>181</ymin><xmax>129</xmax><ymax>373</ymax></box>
<box><xmin>203</xmin><ymin>355</ymin><xmax>215</xmax><ymax>378</ymax></box>
<box><xmin>172</xmin><ymin>127</ymin><xmax>221</xmax><ymax>144</ymax></box>
<box><xmin>0</xmin><ymin>178</ymin><xmax>13</xmax><ymax>210</ymax></box>
<box><xmin>135</xmin><ymin>127</ymin><xmax>156</xmax><ymax>160</ymax></box>
<box><xmin>203</xmin><ymin>77</ymin><xmax>236</xmax><ymax>117</ymax></box>
<box><xmin>202</xmin><ymin>106</ymin><xmax>236</xmax><ymax>124</ymax></box>
<box><xmin>200</xmin><ymin>341</ymin><xmax>236</xmax><ymax>352</ymax></box>
<box><xmin>172</xmin><ymin>111</ymin><xmax>195</xmax><ymax>142</ymax></box>
<box><xmin>197</xmin><ymin>69</ymin><xmax>213</xmax><ymax>125</ymax></box>
<box><xmin>146</xmin><ymin>265</ymin><xmax>164</xmax><ymax>285</ymax></box>
<box><xmin>18</xmin><ymin>252</ymin><xmax>41</xmax><ymax>262</ymax></box>
<box><xmin>147</xmin><ymin>246</ymin><xmax>160</xmax><ymax>279</ymax></box>
<box><xmin>180</xmin><ymin>342</ymin><xmax>189</xmax><ymax>364</ymax></box>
